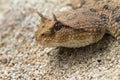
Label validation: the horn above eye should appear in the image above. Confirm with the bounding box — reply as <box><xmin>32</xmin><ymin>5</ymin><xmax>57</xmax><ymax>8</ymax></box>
<box><xmin>52</xmin><ymin>13</ymin><xmax>57</xmax><ymax>21</ymax></box>
<box><xmin>36</xmin><ymin>11</ymin><xmax>48</xmax><ymax>23</ymax></box>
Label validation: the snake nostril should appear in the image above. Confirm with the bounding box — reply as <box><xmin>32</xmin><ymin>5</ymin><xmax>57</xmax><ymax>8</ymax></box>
<box><xmin>41</xmin><ymin>33</ymin><xmax>45</xmax><ymax>37</ymax></box>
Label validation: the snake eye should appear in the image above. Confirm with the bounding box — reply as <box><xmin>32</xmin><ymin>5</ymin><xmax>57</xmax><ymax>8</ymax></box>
<box><xmin>54</xmin><ymin>21</ymin><xmax>63</xmax><ymax>31</ymax></box>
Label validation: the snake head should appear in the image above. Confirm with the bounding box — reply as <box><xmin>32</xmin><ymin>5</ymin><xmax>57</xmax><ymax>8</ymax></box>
<box><xmin>35</xmin><ymin>12</ymin><xmax>60</xmax><ymax>47</ymax></box>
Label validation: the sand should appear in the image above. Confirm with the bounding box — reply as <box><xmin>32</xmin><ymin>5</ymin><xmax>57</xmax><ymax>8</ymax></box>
<box><xmin>0</xmin><ymin>0</ymin><xmax>120</xmax><ymax>80</ymax></box>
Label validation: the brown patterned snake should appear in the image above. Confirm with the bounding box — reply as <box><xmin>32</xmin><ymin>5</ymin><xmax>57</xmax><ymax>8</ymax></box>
<box><xmin>35</xmin><ymin>2</ymin><xmax>120</xmax><ymax>48</ymax></box>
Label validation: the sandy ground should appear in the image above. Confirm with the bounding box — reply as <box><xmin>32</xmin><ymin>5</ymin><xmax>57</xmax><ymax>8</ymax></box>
<box><xmin>0</xmin><ymin>0</ymin><xmax>120</xmax><ymax>80</ymax></box>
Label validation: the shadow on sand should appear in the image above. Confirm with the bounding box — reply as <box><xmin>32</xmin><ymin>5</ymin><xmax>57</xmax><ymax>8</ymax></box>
<box><xmin>48</xmin><ymin>34</ymin><xmax>115</xmax><ymax>69</ymax></box>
